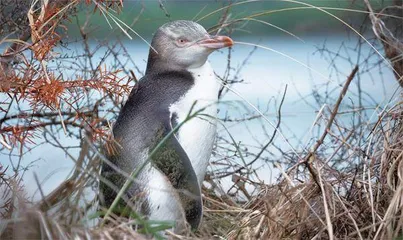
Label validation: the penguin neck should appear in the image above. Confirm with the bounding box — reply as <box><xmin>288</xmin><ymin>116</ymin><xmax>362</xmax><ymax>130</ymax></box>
<box><xmin>185</xmin><ymin>61</ymin><xmax>214</xmax><ymax>82</ymax></box>
<box><xmin>145</xmin><ymin>49</ymin><xmax>208</xmax><ymax>75</ymax></box>
<box><xmin>145</xmin><ymin>49</ymin><xmax>176</xmax><ymax>74</ymax></box>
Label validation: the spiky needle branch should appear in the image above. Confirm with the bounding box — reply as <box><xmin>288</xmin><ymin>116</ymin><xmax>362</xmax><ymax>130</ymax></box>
<box><xmin>0</xmin><ymin>0</ymin><xmax>127</xmax><ymax>151</ymax></box>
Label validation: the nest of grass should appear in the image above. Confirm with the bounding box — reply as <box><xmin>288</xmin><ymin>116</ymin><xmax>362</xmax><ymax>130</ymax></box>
<box><xmin>218</xmin><ymin>101</ymin><xmax>403</xmax><ymax>240</ymax></box>
<box><xmin>1</xmin><ymin>98</ymin><xmax>402</xmax><ymax>239</ymax></box>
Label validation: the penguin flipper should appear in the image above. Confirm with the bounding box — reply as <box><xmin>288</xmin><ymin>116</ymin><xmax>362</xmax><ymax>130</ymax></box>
<box><xmin>150</xmin><ymin>119</ymin><xmax>202</xmax><ymax>230</ymax></box>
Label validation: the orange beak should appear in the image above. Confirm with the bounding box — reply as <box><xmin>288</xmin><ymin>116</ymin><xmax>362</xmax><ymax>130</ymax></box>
<box><xmin>197</xmin><ymin>35</ymin><xmax>234</xmax><ymax>49</ymax></box>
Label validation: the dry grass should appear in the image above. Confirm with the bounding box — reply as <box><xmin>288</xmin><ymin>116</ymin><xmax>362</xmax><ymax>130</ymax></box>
<box><xmin>200</xmin><ymin>98</ymin><xmax>403</xmax><ymax>240</ymax></box>
<box><xmin>2</xmin><ymin>102</ymin><xmax>401</xmax><ymax>239</ymax></box>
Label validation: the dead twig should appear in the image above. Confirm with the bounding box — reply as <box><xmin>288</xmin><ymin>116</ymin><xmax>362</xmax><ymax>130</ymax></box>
<box><xmin>302</xmin><ymin>65</ymin><xmax>359</xmax><ymax>186</ymax></box>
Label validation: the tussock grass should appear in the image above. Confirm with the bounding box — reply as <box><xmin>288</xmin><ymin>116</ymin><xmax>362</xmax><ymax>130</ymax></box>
<box><xmin>199</xmin><ymin>99</ymin><xmax>403</xmax><ymax>240</ymax></box>
<box><xmin>2</xmin><ymin>102</ymin><xmax>401</xmax><ymax>239</ymax></box>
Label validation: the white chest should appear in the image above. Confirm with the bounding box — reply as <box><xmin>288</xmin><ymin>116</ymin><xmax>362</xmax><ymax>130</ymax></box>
<box><xmin>169</xmin><ymin>62</ymin><xmax>220</xmax><ymax>185</ymax></box>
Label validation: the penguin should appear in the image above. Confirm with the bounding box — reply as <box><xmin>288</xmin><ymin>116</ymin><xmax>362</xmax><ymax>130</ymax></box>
<box><xmin>100</xmin><ymin>20</ymin><xmax>233</xmax><ymax>232</ymax></box>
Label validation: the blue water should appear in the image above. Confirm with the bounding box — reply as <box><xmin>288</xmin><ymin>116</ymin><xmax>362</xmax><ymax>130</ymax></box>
<box><xmin>3</xmin><ymin>35</ymin><xmax>399</xmax><ymax>200</ymax></box>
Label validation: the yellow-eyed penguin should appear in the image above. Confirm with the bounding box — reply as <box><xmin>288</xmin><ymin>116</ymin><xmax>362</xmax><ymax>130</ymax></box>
<box><xmin>100</xmin><ymin>20</ymin><xmax>233</xmax><ymax>232</ymax></box>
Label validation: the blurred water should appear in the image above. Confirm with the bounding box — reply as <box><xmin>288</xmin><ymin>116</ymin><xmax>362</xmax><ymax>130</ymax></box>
<box><xmin>5</xmin><ymin>35</ymin><xmax>399</xmax><ymax>200</ymax></box>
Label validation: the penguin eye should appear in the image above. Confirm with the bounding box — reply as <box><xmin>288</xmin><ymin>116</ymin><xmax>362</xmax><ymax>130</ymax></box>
<box><xmin>177</xmin><ymin>38</ymin><xmax>188</xmax><ymax>44</ymax></box>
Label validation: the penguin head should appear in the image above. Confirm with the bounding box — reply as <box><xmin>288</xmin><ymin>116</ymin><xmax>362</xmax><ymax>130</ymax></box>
<box><xmin>148</xmin><ymin>20</ymin><xmax>233</xmax><ymax>70</ymax></box>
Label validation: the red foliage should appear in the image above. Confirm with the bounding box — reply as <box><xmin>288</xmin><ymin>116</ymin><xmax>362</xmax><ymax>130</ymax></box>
<box><xmin>0</xmin><ymin>0</ymin><xmax>127</xmax><ymax>150</ymax></box>
<box><xmin>30</xmin><ymin>76</ymin><xmax>65</xmax><ymax>109</ymax></box>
